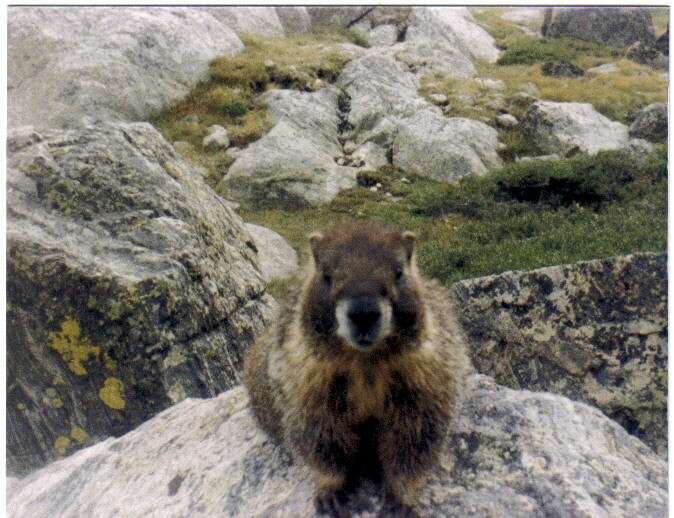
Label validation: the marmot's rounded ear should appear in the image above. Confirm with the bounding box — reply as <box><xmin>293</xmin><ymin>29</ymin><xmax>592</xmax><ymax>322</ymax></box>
<box><xmin>401</xmin><ymin>231</ymin><xmax>416</xmax><ymax>262</ymax></box>
<box><xmin>308</xmin><ymin>231</ymin><xmax>324</xmax><ymax>263</ymax></box>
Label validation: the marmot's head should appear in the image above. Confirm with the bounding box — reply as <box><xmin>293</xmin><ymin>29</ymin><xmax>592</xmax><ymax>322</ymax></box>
<box><xmin>302</xmin><ymin>223</ymin><xmax>422</xmax><ymax>353</ymax></box>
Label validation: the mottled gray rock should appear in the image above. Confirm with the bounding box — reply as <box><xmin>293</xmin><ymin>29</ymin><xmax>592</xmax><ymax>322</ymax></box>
<box><xmin>337</xmin><ymin>50</ymin><xmax>431</xmax><ymax>147</ymax></box>
<box><xmin>274</xmin><ymin>6</ymin><xmax>312</xmax><ymax>34</ymax></box>
<box><xmin>202</xmin><ymin>125</ymin><xmax>230</xmax><ymax>150</ymax></box>
<box><xmin>587</xmin><ymin>63</ymin><xmax>619</xmax><ymax>75</ymax></box>
<box><xmin>495</xmin><ymin>113</ymin><xmax>519</xmax><ymax>128</ymax></box>
<box><xmin>219</xmin><ymin>88</ymin><xmax>357</xmax><ymax>207</ymax></box>
<box><xmin>450</xmin><ymin>253</ymin><xmax>667</xmax><ymax>457</ymax></box>
<box><xmin>625</xmin><ymin>41</ymin><xmax>669</xmax><ymax>69</ymax></box>
<box><xmin>368</xmin><ymin>24</ymin><xmax>398</xmax><ymax>47</ymax></box>
<box><xmin>517</xmin><ymin>154</ymin><xmax>561</xmax><ymax>162</ymax></box>
<box><xmin>629</xmin><ymin>102</ymin><xmax>668</xmax><ymax>143</ymax></box>
<box><xmin>521</xmin><ymin>101</ymin><xmax>629</xmax><ymax>155</ymax></box>
<box><xmin>244</xmin><ymin>224</ymin><xmax>298</xmax><ymax>282</ymax></box>
<box><xmin>352</xmin><ymin>142</ymin><xmax>389</xmax><ymax>171</ymax></box>
<box><xmin>392</xmin><ymin>111</ymin><xmax>501</xmax><ymax>182</ymax></box>
<box><xmin>8</xmin><ymin>7</ymin><xmax>244</xmax><ymax>130</ymax></box>
<box><xmin>7</xmin><ymin>123</ymin><xmax>276</xmax><ymax>475</ymax></box>
<box><xmin>7</xmin><ymin>375</ymin><xmax>667</xmax><ymax>517</ymax></box>
<box><xmin>542</xmin><ymin>7</ymin><xmax>656</xmax><ymax>48</ymax></box>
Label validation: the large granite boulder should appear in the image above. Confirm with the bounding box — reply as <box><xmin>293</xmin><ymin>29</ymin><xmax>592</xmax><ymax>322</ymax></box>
<box><xmin>542</xmin><ymin>7</ymin><xmax>656</xmax><ymax>48</ymax></box>
<box><xmin>520</xmin><ymin>101</ymin><xmax>629</xmax><ymax>156</ymax></box>
<box><xmin>7</xmin><ymin>123</ymin><xmax>276</xmax><ymax>475</ymax></box>
<box><xmin>244</xmin><ymin>224</ymin><xmax>298</xmax><ymax>282</ymax></box>
<box><xmin>7</xmin><ymin>376</ymin><xmax>667</xmax><ymax>517</ymax></box>
<box><xmin>450</xmin><ymin>253</ymin><xmax>667</xmax><ymax>457</ymax></box>
<box><xmin>392</xmin><ymin>111</ymin><xmax>501</xmax><ymax>181</ymax></box>
<box><xmin>629</xmin><ymin>102</ymin><xmax>668</xmax><ymax>143</ymax></box>
<box><xmin>218</xmin><ymin>87</ymin><xmax>357</xmax><ymax>207</ymax></box>
<box><xmin>274</xmin><ymin>6</ymin><xmax>312</xmax><ymax>34</ymax></box>
<box><xmin>8</xmin><ymin>7</ymin><xmax>244</xmax><ymax>130</ymax></box>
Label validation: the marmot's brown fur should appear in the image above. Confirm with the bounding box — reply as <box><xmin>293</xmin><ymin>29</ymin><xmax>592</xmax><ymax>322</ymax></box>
<box><xmin>244</xmin><ymin>223</ymin><xmax>471</xmax><ymax>517</ymax></box>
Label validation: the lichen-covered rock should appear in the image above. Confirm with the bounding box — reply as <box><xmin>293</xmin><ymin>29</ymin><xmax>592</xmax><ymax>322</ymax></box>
<box><xmin>450</xmin><ymin>253</ymin><xmax>667</xmax><ymax>457</ymax></box>
<box><xmin>8</xmin><ymin>7</ymin><xmax>244</xmax><ymax>130</ymax></box>
<box><xmin>625</xmin><ymin>41</ymin><xmax>669</xmax><ymax>69</ymax></box>
<box><xmin>306</xmin><ymin>6</ymin><xmax>373</xmax><ymax>28</ymax></box>
<box><xmin>219</xmin><ymin>87</ymin><xmax>357</xmax><ymax>207</ymax></box>
<box><xmin>628</xmin><ymin>103</ymin><xmax>668</xmax><ymax>144</ymax></box>
<box><xmin>392</xmin><ymin>111</ymin><xmax>501</xmax><ymax>181</ymax></box>
<box><xmin>7</xmin><ymin>375</ymin><xmax>667</xmax><ymax>517</ymax></box>
<box><xmin>520</xmin><ymin>101</ymin><xmax>629</xmax><ymax>156</ymax></box>
<box><xmin>542</xmin><ymin>7</ymin><xmax>656</xmax><ymax>48</ymax></box>
<box><xmin>7</xmin><ymin>122</ymin><xmax>276</xmax><ymax>475</ymax></box>
<box><xmin>244</xmin><ymin>224</ymin><xmax>298</xmax><ymax>282</ymax></box>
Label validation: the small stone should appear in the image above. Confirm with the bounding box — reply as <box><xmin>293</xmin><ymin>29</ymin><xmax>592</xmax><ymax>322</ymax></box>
<box><xmin>264</xmin><ymin>60</ymin><xmax>275</xmax><ymax>69</ymax></box>
<box><xmin>369</xmin><ymin>186</ymin><xmax>378</xmax><ymax>192</ymax></box>
<box><xmin>495</xmin><ymin>114</ymin><xmax>518</xmax><ymax>129</ymax></box>
<box><xmin>336</xmin><ymin>156</ymin><xmax>348</xmax><ymax>166</ymax></box>
<box><xmin>497</xmin><ymin>142</ymin><xmax>507</xmax><ymax>151</ymax></box>
<box><xmin>517</xmin><ymin>154</ymin><xmax>561</xmax><ymax>162</ymax></box>
<box><xmin>343</xmin><ymin>141</ymin><xmax>357</xmax><ymax>155</ymax></box>
<box><xmin>587</xmin><ymin>63</ymin><xmax>619</xmax><ymax>75</ymax></box>
<box><xmin>202</xmin><ymin>125</ymin><xmax>229</xmax><ymax>150</ymax></box>
<box><xmin>475</xmin><ymin>78</ymin><xmax>505</xmax><ymax>90</ymax></box>
<box><xmin>375</xmin><ymin>182</ymin><xmax>382</xmax><ymax>188</ymax></box>
<box><xmin>400</xmin><ymin>177</ymin><xmax>410</xmax><ymax>184</ymax></box>
<box><xmin>429</xmin><ymin>93</ymin><xmax>449</xmax><ymax>106</ymax></box>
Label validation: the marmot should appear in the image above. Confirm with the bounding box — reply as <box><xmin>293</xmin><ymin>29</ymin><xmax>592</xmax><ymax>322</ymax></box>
<box><xmin>244</xmin><ymin>223</ymin><xmax>471</xmax><ymax>517</ymax></box>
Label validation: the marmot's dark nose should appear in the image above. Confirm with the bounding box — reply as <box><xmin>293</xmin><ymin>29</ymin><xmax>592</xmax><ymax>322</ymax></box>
<box><xmin>348</xmin><ymin>297</ymin><xmax>381</xmax><ymax>334</ymax></box>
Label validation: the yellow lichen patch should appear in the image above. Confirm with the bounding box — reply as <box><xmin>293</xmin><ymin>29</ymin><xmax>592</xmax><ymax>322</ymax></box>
<box><xmin>45</xmin><ymin>387</ymin><xmax>64</xmax><ymax>408</ymax></box>
<box><xmin>54</xmin><ymin>435</ymin><xmax>71</xmax><ymax>455</ymax></box>
<box><xmin>48</xmin><ymin>318</ymin><xmax>101</xmax><ymax>376</ymax></box>
<box><xmin>103</xmin><ymin>352</ymin><xmax>117</xmax><ymax>371</ymax></box>
<box><xmin>16</xmin><ymin>403</ymin><xmax>26</xmax><ymax>411</ymax></box>
<box><xmin>99</xmin><ymin>377</ymin><xmax>126</xmax><ymax>410</ymax></box>
<box><xmin>70</xmin><ymin>426</ymin><xmax>89</xmax><ymax>443</ymax></box>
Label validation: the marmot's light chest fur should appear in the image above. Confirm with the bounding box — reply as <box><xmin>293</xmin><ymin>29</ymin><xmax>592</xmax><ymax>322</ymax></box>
<box><xmin>244</xmin><ymin>224</ymin><xmax>471</xmax><ymax>517</ymax></box>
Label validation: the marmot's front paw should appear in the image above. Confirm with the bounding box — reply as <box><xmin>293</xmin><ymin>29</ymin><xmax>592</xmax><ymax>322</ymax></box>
<box><xmin>378</xmin><ymin>497</ymin><xmax>419</xmax><ymax>518</ymax></box>
<box><xmin>314</xmin><ymin>488</ymin><xmax>350</xmax><ymax>518</ymax></box>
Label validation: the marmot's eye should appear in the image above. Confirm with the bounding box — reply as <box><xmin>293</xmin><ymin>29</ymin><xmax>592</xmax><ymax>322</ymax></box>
<box><xmin>395</xmin><ymin>268</ymin><xmax>404</xmax><ymax>281</ymax></box>
<box><xmin>323</xmin><ymin>273</ymin><xmax>332</xmax><ymax>286</ymax></box>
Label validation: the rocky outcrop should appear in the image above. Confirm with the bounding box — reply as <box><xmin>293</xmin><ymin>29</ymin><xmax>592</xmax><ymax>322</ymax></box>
<box><xmin>392</xmin><ymin>111</ymin><xmax>501</xmax><ymax>181</ymax></box>
<box><xmin>542</xmin><ymin>7</ymin><xmax>656</xmax><ymax>48</ymax></box>
<box><xmin>656</xmin><ymin>28</ymin><xmax>669</xmax><ymax>55</ymax></box>
<box><xmin>450</xmin><ymin>253</ymin><xmax>667</xmax><ymax>457</ymax></box>
<box><xmin>7</xmin><ymin>375</ymin><xmax>667</xmax><ymax>517</ymax></box>
<box><xmin>8</xmin><ymin>7</ymin><xmax>245</xmax><ymax>130</ymax></box>
<box><xmin>7</xmin><ymin>123</ymin><xmax>276</xmax><ymax>475</ymax></box>
<box><xmin>629</xmin><ymin>103</ymin><xmax>668</xmax><ymax>143</ymax></box>
<box><xmin>244</xmin><ymin>224</ymin><xmax>298</xmax><ymax>282</ymax></box>
<box><xmin>219</xmin><ymin>87</ymin><xmax>357</xmax><ymax>207</ymax></box>
<box><xmin>520</xmin><ymin>101</ymin><xmax>629</xmax><ymax>156</ymax></box>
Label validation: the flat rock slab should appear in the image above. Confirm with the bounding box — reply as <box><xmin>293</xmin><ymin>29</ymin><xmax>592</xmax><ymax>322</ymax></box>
<box><xmin>7</xmin><ymin>122</ymin><xmax>276</xmax><ymax>475</ymax></box>
<box><xmin>520</xmin><ymin>101</ymin><xmax>629</xmax><ymax>156</ymax></box>
<box><xmin>451</xmin><ymin>253</ymin><xmax>667</xmax><ymax>457</ymax></box>
<box><xmin>8</xmin><ymin>375</ymin><xmax>667</xmax><ymax>517</ymax></box>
